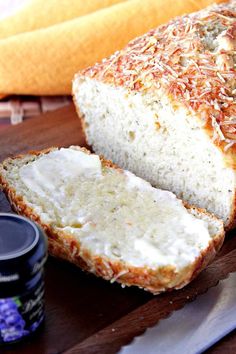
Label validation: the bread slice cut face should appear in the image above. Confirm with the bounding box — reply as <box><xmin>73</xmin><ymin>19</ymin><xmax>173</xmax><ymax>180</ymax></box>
<box><xmin>0</xmin><ymin>146</ymin><xmax>224</xmax><ymax>294</ymax></box>
<box><xmin>73</xmin><ymin>78</ymin><xmax>236</xmax><ymax>230</ymax></box>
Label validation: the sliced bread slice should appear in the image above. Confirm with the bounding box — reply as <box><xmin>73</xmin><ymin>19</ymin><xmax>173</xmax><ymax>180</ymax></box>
<box><xmin>0</xmin><ymin>146</ymin><xmax>224</xmax><ymax>294</ymax></box>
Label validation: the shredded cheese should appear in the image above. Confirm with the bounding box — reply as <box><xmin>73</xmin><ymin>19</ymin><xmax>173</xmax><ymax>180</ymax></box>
<box><xmin>83</xmin><ymin>1</ymin><xmax>236</xmax><ymax>149</ymax></box>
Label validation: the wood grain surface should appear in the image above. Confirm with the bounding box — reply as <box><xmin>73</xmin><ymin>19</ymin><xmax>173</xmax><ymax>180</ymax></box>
<box><xmin>0</xmin><ymin>104</ymin><xmax>236</xmax><ymax>354</ymax></box>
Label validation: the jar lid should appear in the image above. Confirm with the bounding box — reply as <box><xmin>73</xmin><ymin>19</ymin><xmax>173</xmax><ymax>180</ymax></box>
<box><xmin>0</xmin><ymin>213</ymin><xmax>47</xmax><ymax>284</ymax></box>
<box><xmin>0</xmin><ymin>213</ymin><xmax>39</xmax><ymax>260</ymax></box>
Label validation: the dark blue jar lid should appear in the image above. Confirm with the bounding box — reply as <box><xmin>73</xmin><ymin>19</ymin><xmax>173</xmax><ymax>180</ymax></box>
<box><xmin>0</xmin><ymin>213</ymin><xmax>47</xmax><ymax>285</ymax></box>
<box><xmin>0</xmin><ymin>214</ymin><xmax>39</xmax><ymax>261</ymax></box>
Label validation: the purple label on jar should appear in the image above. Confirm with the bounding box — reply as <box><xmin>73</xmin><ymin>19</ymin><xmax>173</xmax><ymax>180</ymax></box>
<box><xmin>0</xmin><ymin>280</ymin><xmax>44</xmax><ymax>343</ymax></box>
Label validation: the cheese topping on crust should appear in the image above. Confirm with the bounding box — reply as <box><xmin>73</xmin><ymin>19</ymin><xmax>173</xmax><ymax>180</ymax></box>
<box><xmin>81</xmin><ymin>1</ymin><xmax>236</xmax><ymax>150</ymax></box>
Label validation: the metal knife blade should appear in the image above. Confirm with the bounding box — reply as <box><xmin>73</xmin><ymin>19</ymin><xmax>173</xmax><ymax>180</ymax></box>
<box><xmin>120</xmin><ymin>272</ymin><xmax>236</xmax><ymax>354</ymax></box>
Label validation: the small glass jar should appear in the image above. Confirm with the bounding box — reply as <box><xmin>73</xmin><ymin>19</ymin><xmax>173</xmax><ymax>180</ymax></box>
<box><xmin>0</xmin><ymin>213</ymin><xmax>47</xmax><ymax>344</ymax></box>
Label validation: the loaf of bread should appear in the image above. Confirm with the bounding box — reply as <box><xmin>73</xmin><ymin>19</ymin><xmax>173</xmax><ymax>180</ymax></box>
<box><xmin>73</xmin><ymin>0</ymin><xmax>236</xmax><ymax>229</ymax></box>
<box><xmin>0</xmin><ymin>146</ymin><xmax>224</xmax><ymax>294</ymax></box>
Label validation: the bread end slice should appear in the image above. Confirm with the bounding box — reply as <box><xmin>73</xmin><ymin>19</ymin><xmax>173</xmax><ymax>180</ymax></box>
<box><xmin>0</xmin><ymin>147</ymin><xmax>224</xmax><ymax>294</ymax></box>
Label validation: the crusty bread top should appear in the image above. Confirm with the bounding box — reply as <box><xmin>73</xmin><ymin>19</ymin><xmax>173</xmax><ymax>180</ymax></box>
<box><xmin>76</xmin><ymin>1</ymin><xmax>236</xmax><ymax>154</ymax></box>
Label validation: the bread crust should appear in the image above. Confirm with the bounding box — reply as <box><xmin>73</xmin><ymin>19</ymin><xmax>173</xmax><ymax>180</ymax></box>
<box><xmin>75</xmin><ymin>1</ymin><xmax>236</xmax><ymax>154</ymax></box>
<box><xmin>0</xmin><ymin>148</ymin><xmax>224</xmax><ymax>294</ymax></box>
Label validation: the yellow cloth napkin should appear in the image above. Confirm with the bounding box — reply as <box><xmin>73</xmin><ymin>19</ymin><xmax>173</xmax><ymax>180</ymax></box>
<box><xmin>0</xmin><ymin>0</ymin><xmax>223</xmax><ymax>96</ymax></box>
<box><xmin>0</xmin><ymin>0</ymin><xmax>125</xmax><ymax>39</ymax></box>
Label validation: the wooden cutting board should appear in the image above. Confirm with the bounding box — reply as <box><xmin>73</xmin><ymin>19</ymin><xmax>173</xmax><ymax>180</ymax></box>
<box><xmin>1</xmin><ymin>104</ymin><xmax>236</xmax><ymax>354</ymax></box>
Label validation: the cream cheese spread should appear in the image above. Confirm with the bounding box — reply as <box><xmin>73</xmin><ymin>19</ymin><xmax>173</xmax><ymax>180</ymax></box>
<box><xmin>18</xmin><ymin>147</ymin><xmax>212</xmax><ymax>270</ymax></box>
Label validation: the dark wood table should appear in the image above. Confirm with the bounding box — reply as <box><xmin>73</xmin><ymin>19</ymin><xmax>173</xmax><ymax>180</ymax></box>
<box><xmin>0</xmin><ymin>104</ymin><xmax>236</xmax><ymax>354</ymax></box>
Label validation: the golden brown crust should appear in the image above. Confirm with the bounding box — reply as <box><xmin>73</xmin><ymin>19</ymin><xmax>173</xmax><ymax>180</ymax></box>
<box><xmin>0</xmin><ymin>148</ymin><xmax>225</xmax><ymax>294</ymax></box>
<box><xmin>74</xmin><ymin>1</ymin><xmax>236</xmax><ymax>164</ymax></box>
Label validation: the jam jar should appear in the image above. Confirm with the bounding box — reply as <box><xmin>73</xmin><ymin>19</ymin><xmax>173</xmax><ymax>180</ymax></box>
<box><xmin>0</xmin><ymin>213</ymin><xmax>47</xmax><ymax>344</ymax></box>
